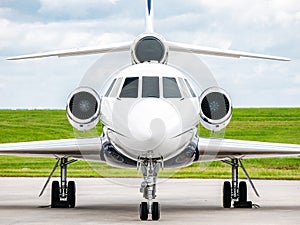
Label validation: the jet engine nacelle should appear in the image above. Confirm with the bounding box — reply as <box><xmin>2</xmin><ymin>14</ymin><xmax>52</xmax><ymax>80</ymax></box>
<box><xmin>66</xmin><ymin>87</ymin><xmax>101</xmax><ymax>131</ymax></box>
<box><xmin>199</xmin><ymin>87</ymin><xmax>232</xmax><ymax>132</ymax></box>
<box><xmin>131</xmin><ymin>33</ymin><xmax>168</xmax><ymax>64</ymax></box>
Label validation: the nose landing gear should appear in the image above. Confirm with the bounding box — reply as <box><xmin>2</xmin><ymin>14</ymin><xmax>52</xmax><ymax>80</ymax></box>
<box><xmin>138</xmin><ymin>158</ymin><xmax>162</xmax><ymax>221</ymax></box>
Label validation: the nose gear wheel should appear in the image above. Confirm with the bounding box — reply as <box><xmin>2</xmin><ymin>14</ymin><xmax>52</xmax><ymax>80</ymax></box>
<box><xmin>138</xmin><ymin>158</ymin><xmax>162</xmax><ymax>220</ymax></box>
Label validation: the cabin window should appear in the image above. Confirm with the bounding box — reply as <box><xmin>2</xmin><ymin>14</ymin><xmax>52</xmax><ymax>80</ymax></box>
<box><xmin>142</xmin><ymin>76</ymin><xmax>159</xmax><ymax>98</ymax></box>
<box><xmin>120</xmin><ymin>77</ymin><xmax>139</xmax><ymax>98</ymax></box>
<box><xmin>163</xmin><ymin>77</ymin><xmax>181</xmax><ymax>98</ymax></box>
<box><xmin>105</xmin><ymin>79</ymin><xmax>116</xmax><ymax>97</ymax></box>
<box><xmin>184</xmin><ymin>79</ymin><xmax>196</xmax><ymax>97</ymax></box>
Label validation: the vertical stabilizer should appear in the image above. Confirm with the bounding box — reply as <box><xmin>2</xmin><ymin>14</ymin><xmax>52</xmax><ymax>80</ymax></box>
<box><xmin>145</xmin><ymin>0</ymin><xmax>154</xmax><ymax>33</ymax></box>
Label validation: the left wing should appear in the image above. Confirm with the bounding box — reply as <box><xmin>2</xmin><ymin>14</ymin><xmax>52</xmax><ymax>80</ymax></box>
<box><xmin>0</xmin><ymin>137</ymin><xmax>102</xmax><ymax>161</ymax></box>
<box><xmin>198</xmin><ymin>137</ymin><xmax>300</xmax><ymax>160</ymax></box>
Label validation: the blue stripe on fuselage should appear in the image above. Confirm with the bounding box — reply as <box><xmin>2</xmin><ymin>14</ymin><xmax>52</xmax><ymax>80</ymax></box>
<box><xmin>147</xmin><ymin>0</ymin><xmax>151</xmax><ymax>15</ymax></box>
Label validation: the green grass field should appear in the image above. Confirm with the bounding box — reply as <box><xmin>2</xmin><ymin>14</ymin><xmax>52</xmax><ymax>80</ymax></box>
<box><xmin>0</xmin><ymin>108</ymin><xmax>300</xmax><ymax>179</ymax></box>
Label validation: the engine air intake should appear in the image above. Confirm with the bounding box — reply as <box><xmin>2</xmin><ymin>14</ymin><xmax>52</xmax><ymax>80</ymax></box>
<box><xmin>199</xmin><ymin>87</ymin><xmax>232</xmax><ymax>132</ymax></box>
<box><xmin>201</xmin><ymin>92</ymin><xmax>230</xmax><ymax>120</ymax></box>
<box><xmin>67</xmin><ymin>87</ymin><xmax>101</xmax><ymax>131</ymax></box>
<box><xmin>132</xmin><ymin>34</ymin><xmax>168</xmax><ymax>64</ymax></box>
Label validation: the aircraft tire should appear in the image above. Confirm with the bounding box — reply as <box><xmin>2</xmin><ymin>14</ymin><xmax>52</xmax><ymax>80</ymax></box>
<box><xmin>223</xmin><ymin>181</ymin><xmax>231</xmax><ymax>208</ymax></box>
<box><xmin>239</xmin><ymin>181</ymin><xmax>247</xmax><ymax>202</ymax></box>
<box><xmin>152</xmin><ymin>202</ymin><xmax>160</xmax><ymax>221</ymax></box>
<box><xmin>51</xmin><ymin>181</ymin><xmax>60</xmax><ymax>208</ymax></box>
<box><xmin>67</xmin><ymin>181</ymin><xmax>76</xmax><ymax>208</ymax></box>
<box><xmin>139</xmin><ymin>202</ymin><xmax>148</xmax><ymax>221</ymax></box>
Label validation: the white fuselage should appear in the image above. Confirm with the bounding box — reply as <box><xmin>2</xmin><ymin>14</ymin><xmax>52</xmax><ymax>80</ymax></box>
<box><xmin>100</xmin><ymin>63</ymin><xmax>200</xmax><ymax>161</ymax></box>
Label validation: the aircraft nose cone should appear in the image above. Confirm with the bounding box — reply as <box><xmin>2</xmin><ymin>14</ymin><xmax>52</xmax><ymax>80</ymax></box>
<box><xmin>126</xmin><ymin>98</ymin><xmax>182</xmax><ymax>153</ymax></box>
<box><xmin>149</xmin><ymin>118</ymin><xmax>166</xmax><ymax>143</ymax></box>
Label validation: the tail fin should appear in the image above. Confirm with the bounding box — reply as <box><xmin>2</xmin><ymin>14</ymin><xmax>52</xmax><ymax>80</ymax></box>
<box><xmin>145</xmin><ymin>0</ymin><xmax>154</xmax><ymax>33</ymax></box>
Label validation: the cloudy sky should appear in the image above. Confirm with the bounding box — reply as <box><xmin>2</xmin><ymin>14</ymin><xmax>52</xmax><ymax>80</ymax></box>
<box><xmin>0</xmin><ymin>0</ymin><xmax>299</xmax><ymax>108</ymax></box>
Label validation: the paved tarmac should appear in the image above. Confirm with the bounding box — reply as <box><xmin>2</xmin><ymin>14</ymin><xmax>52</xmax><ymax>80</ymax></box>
<box><xmin>0</xmin><ymin>178</ymin><xmax>300</xmax><ymax>224</ymax></box>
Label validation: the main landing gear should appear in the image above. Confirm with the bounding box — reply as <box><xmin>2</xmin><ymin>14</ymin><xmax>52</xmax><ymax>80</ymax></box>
<box><xmin>39</xmin><ymin>157</ymin><xmax>77</xmax><ymax>208</ymax></box>
<box><xmin>138</xmin><ymin>158</ymin><xmax>162</xmax><ymax>221</ymax></box>
<box><xmin>222</xmin><ymin>158</ymin><xmax>260</xmax><ymax>208</ymax></box>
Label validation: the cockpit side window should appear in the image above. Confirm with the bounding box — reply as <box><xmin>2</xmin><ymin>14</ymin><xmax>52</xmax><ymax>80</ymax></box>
<box><xmin>120</xmin><ymin>77</ymin><xmax>139</xmax><ymax>98</ymax></box>
<box><xmin>178</xmin><ymin>78</ymin><xmax>190</xmax><ymax>98</ymax></box>
<box><xmin>110</xmin><ymin>78</ymin><xmax>122</xmax><ymax>97</ymax></box>
<box><xmin>142</xmin><ymin>76</ymin><xmax>159</xmax><ymax>98</ymax></box>
<box><xmin>105</xmin><ymin>79</ymin><xmax>116</xmax><ymax>97</ymax></box>
<box><xmin>184</xmin><ymin>79</ymin><xmax>196</xmax><ymax>97</ymax></box>
<box><xmin>163</xmin><ymin>77</ymin><xmax>181</xmax><ymax>98</ymax></box>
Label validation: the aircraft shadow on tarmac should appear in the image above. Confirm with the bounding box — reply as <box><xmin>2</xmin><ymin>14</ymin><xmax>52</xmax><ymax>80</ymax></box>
<box><xmin>1</xmin><ymin>204</ymin><xmax>299</xmax><ymax>212</ymax></box>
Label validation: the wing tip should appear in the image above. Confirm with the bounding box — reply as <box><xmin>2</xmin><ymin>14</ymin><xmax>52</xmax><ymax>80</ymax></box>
<box><xmin>280</xmin><ymin>57</ymin><xmax>291</xmax><ymax>62</ymax></box>
<box><xmin>6</xmin><ymin>57</ymin><xmax>17</xmax><ymax>61</ymax></box>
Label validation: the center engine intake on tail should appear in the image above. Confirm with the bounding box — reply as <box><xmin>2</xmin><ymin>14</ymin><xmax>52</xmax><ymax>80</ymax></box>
<box><xmin>131</xmin><ymin>33</ymin><xmax>168</xmax><ymax>64</ymax></box>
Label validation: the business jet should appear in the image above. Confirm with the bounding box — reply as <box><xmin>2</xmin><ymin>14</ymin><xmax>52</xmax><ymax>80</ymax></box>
<box><xmin>1</xmin><ymin>0</ymin><xmax>299</xmax><ymax>221</ymax></box>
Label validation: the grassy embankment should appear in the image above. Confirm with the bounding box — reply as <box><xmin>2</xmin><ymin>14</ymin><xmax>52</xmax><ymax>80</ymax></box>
<box><xmin>0</xmin><ymin>108</ymin><xmax>299</xmax><ymax>179</ymax></box>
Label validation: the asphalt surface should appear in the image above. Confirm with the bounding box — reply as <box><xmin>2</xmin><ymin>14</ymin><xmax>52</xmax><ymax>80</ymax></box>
<box><xmin>0</xmin><ymin>178</ymin><xmax>300</xmax><ymax>224</ymax></box>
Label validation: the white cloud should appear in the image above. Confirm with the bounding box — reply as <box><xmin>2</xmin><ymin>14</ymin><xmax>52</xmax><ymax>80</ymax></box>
<box><xmin>0</xmin><ymin>7</ymin><xmax>12</xmax><ymax>17</ymax></box>
<box><xmin>0</xmin><ymin>18</ymin><xmax>135</xmax><ymax>55</ymax></box>
<box><xmin>39</xmin><ymin>0</ymin><xmax>118</xmax><ymax>13</ymax></box>
<box><xmin>0</xmin><ymin>17</ymin><xmax>134</xmax><ymax>108</ymax></box>
<box><xmin>0</xmin><ymin>0</ymin><xmax>299</xmax><ymax>108</ymax></box>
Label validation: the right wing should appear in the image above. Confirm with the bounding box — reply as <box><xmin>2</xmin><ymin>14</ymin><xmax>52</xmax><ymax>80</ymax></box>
<box><xmin>0</xmin><ymin>137</ymin><xmax>102</xmax><ymax>161</ymax></box>
<box><xmin>6</xmin><ymin>42</ymin><xmax>132</xmax><ymax>60</ymax></box>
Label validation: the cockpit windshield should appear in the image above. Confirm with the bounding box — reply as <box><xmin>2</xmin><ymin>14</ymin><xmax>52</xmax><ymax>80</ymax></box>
<box><xmin>142</xmin><ymin>76</ymin><xmax>159</xmax><ymax>98</ymax></box>
<box><xmin>105</xmin><ymin>75</ymin><xmax>196</xmax><ymax>99</ymax></box>
<box><xmin>119</xmin><ymin>77</ymin><xmax>139</xmax><ymax>98</ymax></box>
<box><xmin>163</xmin><ymin>77</ymin><xmax>181</xmax><ymax>98</ymax></box>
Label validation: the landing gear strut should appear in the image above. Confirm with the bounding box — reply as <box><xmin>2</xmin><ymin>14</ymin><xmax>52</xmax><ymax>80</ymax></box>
<box><xmin>222</xmin><ymin>158</ymin><xmax>259</xmax><ymax>208</ymax></box>
<box><xmin>138</xmin><ymin>158</ymin><xmax>161</xmax><ymax>221</ymax></box>
<box><xmin>39</xmin><ymin>157</ymin><xmax>77</xmax><ymax>208</ymax></box>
